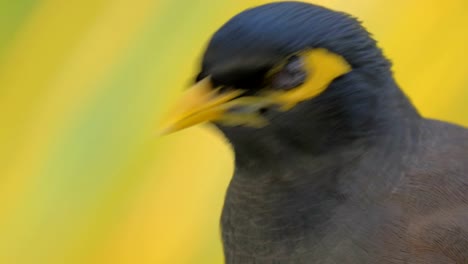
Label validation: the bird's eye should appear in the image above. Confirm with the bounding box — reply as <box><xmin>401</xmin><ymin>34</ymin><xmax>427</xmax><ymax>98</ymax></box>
<box><xmin>269</xmin><ymin>55</ymin><xmax>307</xmax><ymax>90</ymax></box>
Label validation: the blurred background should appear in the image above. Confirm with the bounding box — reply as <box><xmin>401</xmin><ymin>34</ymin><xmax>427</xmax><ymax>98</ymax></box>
<box><xmin>0</xmin><ymin>0</ymin><xmax>467</xmax><ymax>263</ymax></box>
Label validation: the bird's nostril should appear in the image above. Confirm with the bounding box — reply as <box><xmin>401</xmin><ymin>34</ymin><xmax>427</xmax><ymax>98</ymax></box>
<box><xmin>259</xmin><ymin>107</ymin><xmax>269</xmax><ymax>115</ymax></box>
<box><xmin>218</xmin><ymin>86</ymin><xmax>234</xmax><ymax>94</ymax></box>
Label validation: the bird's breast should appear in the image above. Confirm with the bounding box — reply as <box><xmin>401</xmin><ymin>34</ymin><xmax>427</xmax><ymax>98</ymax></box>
<box><xmin>220</xmin><ymin>168</ymin><xmax>411</xmax><ymax>263</ymax></box>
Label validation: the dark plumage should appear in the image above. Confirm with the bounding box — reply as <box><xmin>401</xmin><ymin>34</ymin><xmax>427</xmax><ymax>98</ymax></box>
<box><xmin>170</xmin><ymin>1</ymin><xmax>468</xmax><ymax>263</ymax></box>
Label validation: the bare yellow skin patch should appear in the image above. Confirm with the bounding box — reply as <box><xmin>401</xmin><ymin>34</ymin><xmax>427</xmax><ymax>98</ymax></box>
<box><xmin>217</xmin><ymin>97</ymin><xmax>275</xmax><ymax>128</ymax></box>
<box><xmin>160</xmin><ymin>48</ymin><xmax>351</xmax><ymax>134</ymax></box>
<box><xmin>264</xmin><ymin>48</ymin><xmax>351</xmax><ymax>110</ymax></box>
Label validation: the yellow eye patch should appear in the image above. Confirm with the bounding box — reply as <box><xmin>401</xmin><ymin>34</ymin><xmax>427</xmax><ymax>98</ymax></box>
<box><xmin>262</xmin><ymin>48</ymin><xmax>352</xmax><ymax>110</ymax></box>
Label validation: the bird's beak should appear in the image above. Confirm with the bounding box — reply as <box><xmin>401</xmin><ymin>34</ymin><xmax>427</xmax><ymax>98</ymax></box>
<box><xmin>159</xmin><ymin>77</ymin><xmax>249</xmax><ymax>134</ymax></box>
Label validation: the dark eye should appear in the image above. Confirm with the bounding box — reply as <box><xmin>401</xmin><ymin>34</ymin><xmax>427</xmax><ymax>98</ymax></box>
<box><xmin>270</xmin><ymin>55</ymin><xmax>307</xmax><ymax>90</ymax></box>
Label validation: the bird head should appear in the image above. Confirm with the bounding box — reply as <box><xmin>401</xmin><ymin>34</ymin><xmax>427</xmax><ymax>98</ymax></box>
<box><xmin>161</xmin><ymin>2</ymin><xmax>403</xmax><ymax>159</ymax></box>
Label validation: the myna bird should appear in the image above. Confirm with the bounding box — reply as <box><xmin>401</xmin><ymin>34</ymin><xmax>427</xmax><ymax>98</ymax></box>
<box><xmin>161</xmin><ymin>2</ymin><xmax>468</xmax><ymax>263</ymax></box>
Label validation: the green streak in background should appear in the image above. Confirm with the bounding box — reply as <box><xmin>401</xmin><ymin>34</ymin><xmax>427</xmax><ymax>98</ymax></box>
<box><xmin>0</xmin><ymin>0</ymin><xmax>38</xmax><ymax>61</ymax></box>
<box><xmin>4</xmin><ymin>1</ymin><xmax>235</xmax><ymax>263</ymax></box>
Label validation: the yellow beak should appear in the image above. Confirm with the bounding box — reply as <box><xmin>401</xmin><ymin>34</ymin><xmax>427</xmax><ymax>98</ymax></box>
<box><xmin>159</xmin><ymin>77</ymin><xmax>245</xmax><ymax>134</ymax></box>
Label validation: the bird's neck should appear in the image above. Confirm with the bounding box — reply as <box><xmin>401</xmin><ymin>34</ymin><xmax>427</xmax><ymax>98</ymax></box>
<box><xmin>226</xmin><ymin>83</ymin><xmax>420</xmax><ymax>204</ymax></box>
<box><xmin>221</xmin><ymin>84</ymin><xmax>422</xmax><ymax>255</ymax></box>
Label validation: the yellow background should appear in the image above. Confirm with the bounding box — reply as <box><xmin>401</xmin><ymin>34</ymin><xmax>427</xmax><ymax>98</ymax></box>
<box><xmin>0</xmin><ymin>0</ymin><xmax>467</xmax><ymax>263</ymax></box>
